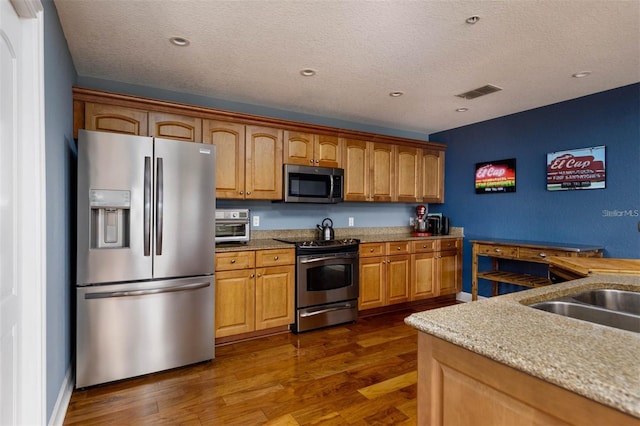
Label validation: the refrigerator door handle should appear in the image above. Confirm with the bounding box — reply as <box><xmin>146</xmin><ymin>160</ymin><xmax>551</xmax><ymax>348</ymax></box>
<box><xmin>143</xmin><ymin>156</ymin><xmax>152</xmax><ymax>256</ymax></box>
<box><xmin>156</xmin><ymin>157</ymin><xmax>164</xmax><ymax>255</ymax></box>
<box><xmin>84</xmin><ymin>281</ymin><xmax>211</xmax><ymax>299</ymax></box>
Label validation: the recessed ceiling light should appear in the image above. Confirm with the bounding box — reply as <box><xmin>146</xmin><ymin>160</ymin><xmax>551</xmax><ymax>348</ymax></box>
<box><xmin>389</xmin><ymin>91</ymin><xmax>404</xmax><ymax>97</ymax></box>
<box><xmin>466</xmin><ymin>15</ymin><xmax>480</xmax><ymax>24</ymax></box>
<box><xmin>572</xmin><ymin>71</ymin><xmax>592</xmax><ymax>78</ymax></box>
<box><xmin>300</xmin><ymin>69</ymin><xmax>316</xmax><ymax>77</ymax></box>
<box><xmin>456</xmin><ymin>108</ymin><xmax>469</xmax><ymax>112</ymax></box>
<box><xmin>169</xmin><ymin>37</ymin><xmax>190</xmax><ymax>47</ymax></box>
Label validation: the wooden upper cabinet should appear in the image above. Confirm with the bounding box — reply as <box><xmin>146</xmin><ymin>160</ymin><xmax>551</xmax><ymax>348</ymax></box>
<box><xmin>245</xmin><ymin>125</ymin><xmax>283</xmax><ymax>200</ymax></box>
<box><xmin>396</xmin><ymin>145</ymin><xmax>421</xmax><ymax>203</ymax></box>
<box><xmin>371</xmin><ymin>142</ymin><xmax>395</xmax><ymax>202</ymax></box>
<box><xmin>421</xmin><ymin>149</ymin><xmax>445</xmax><ymax>203</ymax></box>
<box><xmin>149</xmin><ymin>112</ymin><xmax>202</xmax><ymax>142</ymax></box>
<box><xmin>84</xmin><ymin>103</ymin><xmax>148</xmax><ymax>136</ymax></box>
<box><xmin>283</xmin><ymin>131</ymin><xmax>341</xmax><ymax>168</ymax></box>
<box><xmin>343</xmin><ymin>139</ymin><xmax>370</xmax><ymax>201</ymax></box>
<box><xmin>203</xmin><ymin>120</ymin><xmax>246</xmax><ymax>199</ymax></box>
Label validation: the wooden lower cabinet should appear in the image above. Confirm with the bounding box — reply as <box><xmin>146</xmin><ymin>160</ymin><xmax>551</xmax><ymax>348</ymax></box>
<box><xmin>358</xmin><ymin>241</ymin><xmax>411</xmax><ymax>310</ymax></box>
<box><xmin>418</xmin><ymin>333</ymin><xmax>637</xmax><ymax>425</ymax></box>
<box><xmin>410</xmin><ymin>239</ymin><xmax>462</xmax><ymax>301</ymax></box>
<box><xmin>215</xmin><ymin>249</ymin><xmax>294</xmax><ymax>339</ymax></box>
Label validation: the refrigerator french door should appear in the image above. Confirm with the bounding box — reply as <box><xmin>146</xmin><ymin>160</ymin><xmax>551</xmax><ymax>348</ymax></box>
<box><xmin>76</xmin><ymin>129</ymin><xmax>216</xmax><ymax>388</ymax></box>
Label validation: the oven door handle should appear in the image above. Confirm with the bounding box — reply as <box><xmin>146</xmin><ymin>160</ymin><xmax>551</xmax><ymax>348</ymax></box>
<box><xmin>299</xmin><ymin>254</ymin><xmax>357</xmax><ymax>264</ymax></box>
<box><xmin>299</xmin><ymin>303</ymin><xmax>354</xmax><ymax>318</ymax></box>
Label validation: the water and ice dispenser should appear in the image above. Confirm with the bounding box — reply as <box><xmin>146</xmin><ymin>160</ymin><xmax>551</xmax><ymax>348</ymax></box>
<box><xmin>89</xmin><ymin>189</ymin><xmax>131</xmax><ymax>249</ymax></box>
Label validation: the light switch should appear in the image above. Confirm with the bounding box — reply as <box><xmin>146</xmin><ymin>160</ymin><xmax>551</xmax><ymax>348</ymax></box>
<box><xmin>253</xmin><ymin>215</ymin><xmax>260</xmax><ymax>227</ymax></box>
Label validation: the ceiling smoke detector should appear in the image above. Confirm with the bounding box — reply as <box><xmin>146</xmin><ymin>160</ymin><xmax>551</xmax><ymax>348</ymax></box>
<box><xmin>455</xmin><ymin>84</ymin><xmax>502</xmax><ymax>100</ymax></box>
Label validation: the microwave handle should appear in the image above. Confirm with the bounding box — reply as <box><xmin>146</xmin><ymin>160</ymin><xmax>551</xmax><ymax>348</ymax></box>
<box><xmin>330</xmin><ymin>175</ymin><xmax>334</xmax><ymax>199</ymax></box>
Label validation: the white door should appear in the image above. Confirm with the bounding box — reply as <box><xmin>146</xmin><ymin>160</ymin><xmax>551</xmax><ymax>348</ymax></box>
<box><xmin>0</xmin><ymin>0</ymin><xmax>45</xmax><ymax>424</ymax></box>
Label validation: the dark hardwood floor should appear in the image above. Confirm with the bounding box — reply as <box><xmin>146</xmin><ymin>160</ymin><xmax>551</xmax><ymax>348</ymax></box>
<box><xmin>64</xmin><ymin>303</ymin><xmax>453</xmax><ymax>425</ymax></box>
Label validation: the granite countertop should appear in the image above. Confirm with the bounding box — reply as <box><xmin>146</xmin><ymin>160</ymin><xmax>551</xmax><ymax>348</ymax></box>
<box><xmin>405</xmin><ymin>274</ymin><xmax>640</xmax><ymax>418</ymax></box>
<box><xmin>215</xmin><ymin>226</ymin><xmax>464</xmax><ymax>252</ymax></box>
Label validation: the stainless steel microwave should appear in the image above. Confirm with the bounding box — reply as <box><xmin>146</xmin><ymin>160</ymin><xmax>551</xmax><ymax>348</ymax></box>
<box><xmin>215</xmin><ymin>209</ymin><xmax>250</xmax><ymax>243</ymax></box>
<box><xmin>283</xmin><ymin>164</ymin><xmax>344</xmax><ymax>203</ymax></box>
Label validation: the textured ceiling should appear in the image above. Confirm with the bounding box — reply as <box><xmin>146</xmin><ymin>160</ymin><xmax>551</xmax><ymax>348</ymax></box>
<box><xmin>54</xmin><ymin>0</ymin><xmax>640</xmax><ymax>135</ymax></box>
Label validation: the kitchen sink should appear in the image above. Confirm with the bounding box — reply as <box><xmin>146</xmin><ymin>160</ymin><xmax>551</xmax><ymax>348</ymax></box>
<box><xmin>571</xmin><ymin>289</ymin><xmax>640</xmax><ymax>316</ymax></box>
<box><xmin>528</xmin><ymin>288</ymin><xmax>640</xmax><ymax>333</ymax></box>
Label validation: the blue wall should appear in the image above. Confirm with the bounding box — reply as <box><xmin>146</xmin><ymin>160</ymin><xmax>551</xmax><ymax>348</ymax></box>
<box><xmin>431</xmin><ymin>84</ymin><xmax>640</xmax><ymax>297</ymax></box>
<box><xmin>44</xmin><ymin>0</ymin><xmax>76</xmax><ymax>420</ymax></box>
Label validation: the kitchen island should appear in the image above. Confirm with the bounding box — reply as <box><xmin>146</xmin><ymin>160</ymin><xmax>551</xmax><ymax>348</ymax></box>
<box><xmin>405</xmin><ymin>274</ymin><xmax>640</xmax><ymax>424</ymax></box>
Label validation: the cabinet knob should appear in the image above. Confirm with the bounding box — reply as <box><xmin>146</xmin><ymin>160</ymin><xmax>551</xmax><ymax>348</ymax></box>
<box><xmin>423</xmin><ymin>244</ymin><xmax>427</xmax><ymax>248</ymax></box>
<box><xmin>539</xmin><ymin>252</ymin><xmax>547</xmax><ymax>258</ymax></box>
<box><xmin>494</xmin><ymin>248</ymin><xmax>502</xmax><ymax>253</ymax></box>
<box><xmin>247</xmin><ymin>191</ymin><xmax>252</xmax><ymax>195</ymax></box>
<box><xmin>250</xmin><ymin>274</ymin><xmax>255</xmax><ymax>278</ymax></box>
<box><xmin>315</xmin><ymin>160</ymin><xmax>319</xmax><ymax>163</ymax></box>
<box><xmin>370</xmin><ymin>248</ymin><xmax>374</xmax><ymax>252</ymax></box>
<box><xmin>230</xmin><ymin>259</ymin><xmax>236</xmax><ymax>264</ymax></box>
<box><xmin>310</xmin><ymin>159</ymin><xmax>314</xmax><ymax>163</ymax></box>
<box><xmin>239</xmin><ymin>191</ymin><xmax>244</xmax><ymax>195</ymax></box>
<box><xmin>257</xmin><ymin>273</ymin><xmax>262</xmax><ymax>277</ymax></box>
<box><xmin>397</xmin><ymin>246</ymin><xmax>401</xmax><ymax>251</ymax></box>
<box><xmin>274</xmin><ymin>256</ymin><xmax>279</xmax><ymax>260</ymax></box>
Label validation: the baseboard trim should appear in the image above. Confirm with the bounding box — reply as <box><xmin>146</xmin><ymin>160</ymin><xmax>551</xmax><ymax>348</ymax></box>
<box><xmin>456</xmin><ymin>292</ymin><xmax>486</xmax><ymax>303</ymax></box>
<box><xmin>48</xmin><ymin>364</ymin><xmax>74</xmax><ymax>426</ymax></box>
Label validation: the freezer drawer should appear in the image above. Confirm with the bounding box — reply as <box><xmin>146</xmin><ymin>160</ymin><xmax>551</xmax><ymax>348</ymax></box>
<box><xmin>76</xmin><ymin>276</ymin><xmax>214</xmax><ymax>388</ymax></box>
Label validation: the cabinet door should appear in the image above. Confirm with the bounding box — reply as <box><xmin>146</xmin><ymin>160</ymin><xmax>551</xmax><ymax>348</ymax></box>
<box><xmin>246</xmin><ymin>125</ymin><xmax>283</xmax><ymax>200</ymax></box>
<box><xmin>255</xmin><ymin>265</ymin><xmax>294</xmax><ymax>330</ymax></box>
<box><xmin>149</xmin><ymin>112</ymin><xmax>202</xmax><ymax>142</ymax></box>
<box><xmin>315</xmin><ymin>135</ymin><xmax>341</xmax><ymax>168</ymax></box>
<box><xmin>371</xmin><ymin>142</ymin><xmax>395</xmax><ymax>202</ymax></box>
<box><xmin>421</xmin><ymin>149</ymin><xmax>445</xmax><ymax>203</ymax></box>
<box><xmin>203</xmin><ymin>120</ymin><xmax>246</xmax><ymax>199</ymax></box>
<box><xmin>386</xmin><ymin>254</ymin><xmax>410</xmax><ymax>304</ymax></box>
<box><xmin>438</xmin><ymin>249</ymin><xmax>462</xmax><ymax>296</ymax></box>
<box><xmin>85</xmin><ymin>103</ymin><xmax>148</xmax><ymax>136</ymax></box>
<box><xmin>343</xmin><ymin>138</ymin><xmax>370</xmax><ymax>201</ymax></box>
<box><xmin>358</xmin><ymin>256</ymin><xmax>385</xmax><ymax>310</ymax></box>
<box><xmin>411</xmin><ymin>252</ymin><xmax>437</xmax><ymax>300</ymax></box>
<box><xmin>396</xmin><ymin>146</ymin><xmax>421</xmax><ymax>203</ymax></box>
<box><xmin>215</xmin><ymin>269</ymin><xmax>255</xmax><ymax>338</ymax></box>
<box><xmin>283</xmin><ymin>131</ymin><xmax>314</xmax><ymax>166</ymax></box>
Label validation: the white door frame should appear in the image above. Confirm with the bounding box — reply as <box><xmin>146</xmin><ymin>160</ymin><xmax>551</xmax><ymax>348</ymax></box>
<box><xmin>4</xmin><ymin>0</ymin><xmax>46</xmax><ymax>424</ymax></box>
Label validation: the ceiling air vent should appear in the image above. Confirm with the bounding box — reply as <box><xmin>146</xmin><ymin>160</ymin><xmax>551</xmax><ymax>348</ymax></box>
<box><xmin>456</xmin><ymin>84</ymin><xmax>502</xmax><ymax>100</ymax></box>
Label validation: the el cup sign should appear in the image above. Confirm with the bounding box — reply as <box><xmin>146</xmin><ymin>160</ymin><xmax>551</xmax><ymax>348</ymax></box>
<box><xmin>547</xmin><ymin>146</ymin><xmax>606</xmax><ymax>191</ymax></box>
<box><xmin>475</xmin><ymin>158</ymin><xmax>516</xmax><ymax>194</ymax></box>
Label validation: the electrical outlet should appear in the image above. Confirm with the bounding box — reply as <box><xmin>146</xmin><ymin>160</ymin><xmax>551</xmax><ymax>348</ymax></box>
<box><xmin>409</xmin><ymin>217</ymin><xmax>415</xmax><ymax>226</ymax></box>
<box><xmin>348</xmin><ymin>217</ymin><xmax>354</xmax><ymax>227</ymax></box>
<box><xmin>253</xmin><ymin>215</ymin><xmax>260</xmax><ymax>227</ymax></box>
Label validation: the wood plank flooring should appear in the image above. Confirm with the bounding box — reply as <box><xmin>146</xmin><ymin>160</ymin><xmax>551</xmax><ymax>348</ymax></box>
<box><xmin>64</xmin><ymin>304</ymin><xmax>453</xmax><ymax>425</ymax></box>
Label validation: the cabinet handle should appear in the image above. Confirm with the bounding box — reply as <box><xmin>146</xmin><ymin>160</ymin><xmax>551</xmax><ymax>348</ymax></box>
<box><xmin>539</xmin><ymin>252</ymin><xmax>547</xmax><ymax>258</ymax></box>
<box><xmin>494</xmin><ymin>248</ymin><xmax>502</xmax><ymax>253</ymax></box>
<box><xmin>274</xmin><ymin>256</ymin><xmax>279</xmax><ymax>260</ymax></box>
<box><xmin>230</xmin><ymin>259</ymin><xmax>236</xmax><ymax>264</ymax></box>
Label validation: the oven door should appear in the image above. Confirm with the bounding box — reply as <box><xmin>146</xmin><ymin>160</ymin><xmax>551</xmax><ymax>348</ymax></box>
<box><xmin>297</xmin><ymin>251</ymin><xmax>359</xmax><ymax>308</ymax></box>
<box><xmin>215</xmin><ymin>220</ymin><xmax>249</xmax><ymax>243</ymax></box>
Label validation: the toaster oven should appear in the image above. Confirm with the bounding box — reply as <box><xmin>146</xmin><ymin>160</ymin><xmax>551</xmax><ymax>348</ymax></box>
<box><xmin>215</xmin><ymin>209</ymin><xmax>250</xmax><ymax>243</ymax></box>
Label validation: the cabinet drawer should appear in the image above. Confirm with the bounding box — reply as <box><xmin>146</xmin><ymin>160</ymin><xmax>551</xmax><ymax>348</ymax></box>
<box><xmin>438</xmin><ymin>238</ymin><xmax>461</xmax><ymax>251</ymax></box>
<box><xmin>412</xmin><ymin>240</ymin><xmax>437</xmax><ymax>253</ymax></box>
<box><xmin>476</xmin><ymin>244</ymin><xmax>518</xmax><ymax>259</ymax></box>
<box><xmin>216</xmin><ymin>251</ymin><xmax>255</xmax><ymax>271</ymax></box>
<box><xmin>387</xmin><ymin>241</ymin><xmax>410</xmax><ymax>255</ymax></box>
<box><xmin>255</xmin><ymin>249</ymin><xmax>295</xmax><ymax>267</ymax></box>
<box><xmin>360</xmin><ymin>243</ymin><xmax>386</xmax><ymax>257</ymax></box>
<box><xmin>519</xmin><ymin>247</ymin><xmax>572</xmax><ymax>263</ymax></box>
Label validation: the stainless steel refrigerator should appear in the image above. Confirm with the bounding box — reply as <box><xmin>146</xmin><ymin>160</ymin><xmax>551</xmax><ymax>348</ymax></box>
<box><xmin>76</xmin><ymin>129</ymin><xmax>216</xmax><ymax>388</ymax></box>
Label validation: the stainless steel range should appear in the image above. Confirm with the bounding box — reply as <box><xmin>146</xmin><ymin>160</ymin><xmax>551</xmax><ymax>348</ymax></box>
<box><xmin>274</xmin><ymin>238</ymin><xmax>360</xmax><ymax>333</ymax></box>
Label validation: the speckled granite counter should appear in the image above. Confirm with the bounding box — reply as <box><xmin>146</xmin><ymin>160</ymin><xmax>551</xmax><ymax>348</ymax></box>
<box><xmin>215</xmin><ymin>226</ymin><xmax>464</xmax><ymax>252</ymax></box>
<box><xmin>405</xmin><ymin>274</ymin><xmax>640</xmax><ymax>418</ymax></box>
